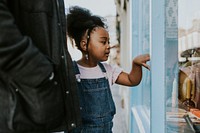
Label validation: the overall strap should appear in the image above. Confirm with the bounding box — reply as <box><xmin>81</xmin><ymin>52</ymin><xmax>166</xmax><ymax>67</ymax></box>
<box><xmin>72</xmin><ymin>61</ymin><xmax>81</xmax><ymax>82</ymax></box>
<box><xmin>72</xmin><ymin>61</ymin><xmax>80</xmax><ymax>74</ymax></box>
<box><xmin>98</xmin><ymin>62</ymin><xmax>108</xmax><ymax>79</ymax></box>
<box><xmin>98</xmin><ymin>62</ymin><xmax>106</xmax><ymax>73</ymax></box>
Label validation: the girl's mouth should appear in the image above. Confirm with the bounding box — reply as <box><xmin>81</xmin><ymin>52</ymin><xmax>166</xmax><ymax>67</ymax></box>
<box><xmin>105</xmin><ymin>52</ymin><xmax>110</xmax><ymax>57</ymax></box>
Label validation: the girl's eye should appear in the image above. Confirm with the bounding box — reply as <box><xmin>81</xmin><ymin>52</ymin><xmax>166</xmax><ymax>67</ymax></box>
<box><xmin>101</xmin><ymin>41</ymin><xmax>106</xmax><ymax>44</ymax></box>
<box><xmin>101</xmin><ymin>41</ymin><xmax>110</xmax><ymax>44</ymax></box>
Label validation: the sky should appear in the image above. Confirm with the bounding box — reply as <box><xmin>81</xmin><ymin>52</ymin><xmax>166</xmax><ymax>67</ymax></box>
<box><xmin>64</xmin><ymin>0</ymin><xmax>116</xmax><ymax>17</ymax></box>
<box><xmin>178</xmin><ymin>0</ymin><xmax>200</xmax><ymax>29</ymax></box>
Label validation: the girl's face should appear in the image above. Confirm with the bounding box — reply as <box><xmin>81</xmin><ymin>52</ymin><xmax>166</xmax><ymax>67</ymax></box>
<box><xmin>87</xmin><ymin>27</ymin><xmax>110</xmax><ymax>63</ymax></box>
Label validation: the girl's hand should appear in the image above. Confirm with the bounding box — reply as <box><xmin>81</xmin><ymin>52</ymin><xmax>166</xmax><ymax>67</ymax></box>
<box><xmin>133</xmin><ymin>54</ymin><xmax>150</xmax><ymax>70</ymax></box>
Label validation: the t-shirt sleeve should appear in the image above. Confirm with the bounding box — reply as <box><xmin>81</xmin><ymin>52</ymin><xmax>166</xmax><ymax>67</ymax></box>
<box><xmin>103</xmin><ymin>63</ymin><xmax>123</xmax><ymax>85</ymax></box>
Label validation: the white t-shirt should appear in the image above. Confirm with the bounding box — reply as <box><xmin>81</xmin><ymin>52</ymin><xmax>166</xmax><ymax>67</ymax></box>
<box><xmin>77</xmin><ymin>63</ymin><xmax>123</xmax><ymax>87</ymax></box>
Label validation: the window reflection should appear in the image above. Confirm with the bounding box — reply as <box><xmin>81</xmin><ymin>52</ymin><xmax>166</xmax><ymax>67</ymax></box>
<box><xmin>141</xmin><ymin>0</ymin><xmax>150</xmax><ymax>112</ymax></box>
<box><xmin>167</xmin><ymin>0</ymin><xmax>200</xmax><ymax>132</ymax></box>
<box><xmin>178</xmin><ymin>0</ymin><xmax>200</xmax><ymax>112</ymax></box>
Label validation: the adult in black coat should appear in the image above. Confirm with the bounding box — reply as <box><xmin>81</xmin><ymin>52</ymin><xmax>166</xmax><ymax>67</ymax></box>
<box><xmin>0</xmin><ymin>0</ymin><xmax>81</xmax><ymax>132</ymax></box>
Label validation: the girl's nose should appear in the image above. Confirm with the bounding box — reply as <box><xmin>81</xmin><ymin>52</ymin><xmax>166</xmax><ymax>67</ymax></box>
<box><xmin>106</xmin><ymin>43</ymin><xmax>110</xmax><ymax>49</ymax></box>
<box><xmin>107</xmin><ymin>44</ymin><xmax>110</xmax><ymax>48</ymax></box>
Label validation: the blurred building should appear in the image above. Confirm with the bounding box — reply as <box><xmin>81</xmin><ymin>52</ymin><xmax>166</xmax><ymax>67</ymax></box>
<box><xmin>114</xmin><ymin>0</ymin><xmax>132</xmax><ymax>132</ymax></box>
<box><xmin>179</xmin><ymin>19</ymin><xmax>200</xmax><ymax>58</ymax></box>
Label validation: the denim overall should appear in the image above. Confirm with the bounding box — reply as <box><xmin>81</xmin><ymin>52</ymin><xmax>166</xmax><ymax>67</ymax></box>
<box><xmin>71</xmin><ymin>61</ymin><xmax>116</xmax><ymax>133</ymax></box>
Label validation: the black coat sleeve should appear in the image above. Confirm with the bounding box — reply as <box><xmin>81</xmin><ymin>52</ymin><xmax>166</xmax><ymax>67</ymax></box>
<box><xmin>0</xmin><ymin>1</ymin><xmax>53</xmax><ymax>86</ymax></box>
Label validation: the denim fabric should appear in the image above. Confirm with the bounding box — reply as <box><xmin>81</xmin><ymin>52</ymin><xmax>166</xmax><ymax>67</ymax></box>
<box><xmin>72</xmin><ymin>62</ymin><xmax>116</xmax><ymax>133</ymax></box>
<box><xmin>71</xmin><ymin>121</ymin><xmax>113</xmax><ymax>133</ymax></box>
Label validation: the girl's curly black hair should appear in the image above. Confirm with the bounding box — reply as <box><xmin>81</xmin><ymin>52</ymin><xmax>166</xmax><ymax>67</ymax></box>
<box><xmin>66</xmin><ymin>6</ymin><xmax>107</xmax><ymax>50</ymax></box>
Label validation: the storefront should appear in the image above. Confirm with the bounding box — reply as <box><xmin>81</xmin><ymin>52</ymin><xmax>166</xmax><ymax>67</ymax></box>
<box><xmin>116</xmin><ymin>0</ymin><xmax>200</xmax><ymax>132</ymax></box>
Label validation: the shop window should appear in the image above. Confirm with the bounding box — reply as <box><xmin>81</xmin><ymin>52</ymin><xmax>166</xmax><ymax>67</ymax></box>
<box><xmin>166</xmin><ymin>0</ymin><xmax>200</xmax><ymax>132</ymax></box>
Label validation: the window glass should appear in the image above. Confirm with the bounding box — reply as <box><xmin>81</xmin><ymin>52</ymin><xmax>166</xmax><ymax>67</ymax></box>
<box><xmin>166</xmin><ymin>0</ymin><xmax>200</xmax><ymax>132</ymax></box>
<box><xmin>140</xmin><ymin>0</ymin><xmax>150</xmax><ymax>112</ymax></box>
<box><xmin>131</xmin><ymin>0</ymin><xmax>150</xmax><ymax>132</ymax></box>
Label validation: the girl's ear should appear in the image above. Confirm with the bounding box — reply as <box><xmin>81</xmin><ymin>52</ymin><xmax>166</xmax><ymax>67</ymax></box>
<box><xmin>80</xmin><ymin>40</ymin><xmax>87</xmax><ymax>52</ymax></box>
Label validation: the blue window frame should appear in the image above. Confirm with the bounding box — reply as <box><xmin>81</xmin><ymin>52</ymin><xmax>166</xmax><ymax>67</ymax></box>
<box><xmin>130</xmin><ymin>0</ymin><xmax>151</xmax><ymax>132</ymax></box>
<box><xmin>131</xmin><ymin>0</ymin><xmax>178</xmax><ymax>132</ymax></box>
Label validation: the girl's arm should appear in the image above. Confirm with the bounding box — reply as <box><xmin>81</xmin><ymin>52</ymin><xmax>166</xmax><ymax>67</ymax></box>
<box><xmin>115</xmin><ymin>54</ymin><xmax>150</xmax><ymax>86</ymax></box>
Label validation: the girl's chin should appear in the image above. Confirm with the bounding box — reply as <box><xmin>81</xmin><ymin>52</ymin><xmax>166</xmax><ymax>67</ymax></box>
<box><xmin>100</xmin><ymin>58</ymin><xmax>108</xmax><ymax>62</ymax></box>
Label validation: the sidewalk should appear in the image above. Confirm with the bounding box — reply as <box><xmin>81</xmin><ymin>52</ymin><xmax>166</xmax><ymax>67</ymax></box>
<box><xmin>111</xmin><ymin>84</ymin><xmax>128</xmax><ymax>133</ymax></box>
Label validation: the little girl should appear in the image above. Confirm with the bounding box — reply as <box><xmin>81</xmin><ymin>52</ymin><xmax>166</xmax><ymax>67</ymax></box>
<box><xmin>66</xmin><ymin>6</ymin><xmax>150</xmax><ymax>133</ymax></box>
